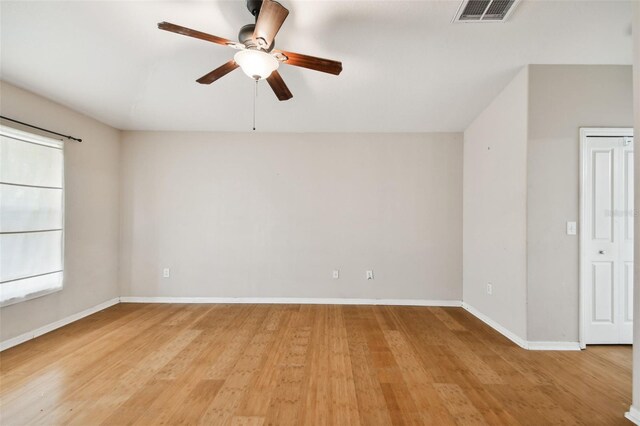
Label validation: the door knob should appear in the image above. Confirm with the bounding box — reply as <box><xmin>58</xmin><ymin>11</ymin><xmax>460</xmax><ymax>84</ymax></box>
<box><xmin>599</xmin><ymin>250</ymin><xmax>606</xmax><ymax>254</ymax></box>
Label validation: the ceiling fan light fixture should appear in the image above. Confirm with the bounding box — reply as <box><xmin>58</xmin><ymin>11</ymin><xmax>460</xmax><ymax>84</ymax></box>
<box><xmin>234</xmin><ymin>49</ymin><xmax>279</xmax><ymax>80</ymax></box>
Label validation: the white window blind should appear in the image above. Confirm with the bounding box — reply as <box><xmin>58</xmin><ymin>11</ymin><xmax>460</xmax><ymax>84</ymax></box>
<box><xmin>0</xmin><ymin>125</ymin><xmax>64</xmax><ymax>306</ymax></box>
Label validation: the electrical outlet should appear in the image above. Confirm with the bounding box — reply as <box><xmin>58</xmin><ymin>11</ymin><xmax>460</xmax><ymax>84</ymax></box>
<box><xmin>332</xmin><ymin>270</ymin><xmax>340</xmax><ymax>279</ymax></box>
<box><xmin>163</xmin><ymin>268</ymin><xmax>170</xmax><ymax>278</ymax></box>
<box><xmin>487</xmin><ymin>282</ymin><xmax>493</xmax><ymax>295</ymax></box>
<box><xmin>366</xmin><ymin>270</ymin><xmax>374</xmax><ymax>280</ymax></box>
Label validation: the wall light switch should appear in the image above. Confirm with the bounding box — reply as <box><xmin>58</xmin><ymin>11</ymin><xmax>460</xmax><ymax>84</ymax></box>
<box><xmin>566</xmin><ymin>221</ymin><xmax>577</xmax><ymax>235</ymax></box>
<box><xmin>163</xmin><ymin>268</ymin><xmax>170</xmax><ymax>278</ymax></box>
<box><xmin>333</xmin><ymin>270</ymin><xmax>340</xmax><ymax>279</ymax></box>
<box><xmin>487</xmin><ymin>282</ymin><xmax>493</xmax><ymax>295</ymax></box>
<box><xmin>366</xmin><ymin>270</ymin><xmax>374</xmax><ymax>280</ymax></box>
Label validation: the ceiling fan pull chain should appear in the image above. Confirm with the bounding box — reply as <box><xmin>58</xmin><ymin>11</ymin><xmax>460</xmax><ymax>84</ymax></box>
<box><xmin>253</xmin><ymin>79</ymin><xmax>258</xmax><ymax>131</ymax></box>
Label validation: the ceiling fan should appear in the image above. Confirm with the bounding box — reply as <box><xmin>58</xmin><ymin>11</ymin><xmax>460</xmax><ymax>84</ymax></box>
<box><xmin>158</xmin><ymin>0</ymin><xmax>343</xmax><ymax>101</ymax></box>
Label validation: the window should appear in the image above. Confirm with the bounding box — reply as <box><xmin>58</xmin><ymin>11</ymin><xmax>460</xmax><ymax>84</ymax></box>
<box><xmin>0</xmin><ymin>125</ymin><xmax>64</xmax><ymax>306</ymax></box>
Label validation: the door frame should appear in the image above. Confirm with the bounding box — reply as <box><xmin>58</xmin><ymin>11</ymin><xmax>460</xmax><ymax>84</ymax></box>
<box><xmin>579</xmin><ymin>127</ymin><xmax>634</xmax><ymax>349</ymax></box>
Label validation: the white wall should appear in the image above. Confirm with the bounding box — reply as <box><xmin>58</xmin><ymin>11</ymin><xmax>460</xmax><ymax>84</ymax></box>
<box><xmin>463</xmin><ymin>67</ymin><xmax>529</xmax><ymax>341</ymax></box>
<box><xmin>527</xmin><ymin>65</ymin><xmax>634</xmax><ymax>342</ymax></box>
<box><xmin>119</xmin><ymin>131</ymin><xmax>463</xmax><ymax>301</ymax></box>
<box><xmin>0</xmin><ymin>81</ymin><xmax>121</xmax><ymax>342</ymax></box>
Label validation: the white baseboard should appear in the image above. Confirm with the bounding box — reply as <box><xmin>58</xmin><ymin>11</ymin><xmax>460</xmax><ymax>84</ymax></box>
<box><xmin>119</xmin><ymin>296</ymin><xmax>463</xmax><ymax>307</ymax></box>
<box><xmin>527</xmin><ymin>341</ymin><xmax>581</xmax><ymax>351</ymax></box>
<box><xmin>461</xmin><ymin>302</ymin><xmax>529</xmax><ymax>349</ymax></box>
<box><xmin>1</xmin><ymin>297</ymin><xmax>583</xmax><ymax>353</ymax></box>
<box><xmin>626</xmin><ymin>406</ymin><xmax>640</xmax><ymax>425</ymax></box>
<box><xmin>0</xmin><ymin>297</ymin><xmax>120</xmax><ymax>352</ymax></box>
<box><xmin>461</xmin><ymin>302</ymin><xmax>581</xmax><ymax>351</ymax></box>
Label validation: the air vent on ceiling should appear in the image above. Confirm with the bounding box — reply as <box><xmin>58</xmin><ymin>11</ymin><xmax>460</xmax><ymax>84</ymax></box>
<box><xmin>453</xmin><ymin>0</ymin><xmax>521</xmax><ymax>23</ymax></box>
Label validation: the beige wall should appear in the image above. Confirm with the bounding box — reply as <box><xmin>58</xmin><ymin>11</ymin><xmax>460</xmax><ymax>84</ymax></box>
<box><xmin>463</xmin><ymin>67</ymin><xmax>529</xmax><ymax>340</ymax></box>
<box><xmin>0</xmin><ymin>81</ymin><xmax>121</xmax><ymax>342</ymax></box>
<box><xmin>463</xmin><ymin>65</ymin><xmax>633</xmax><ymax>345</ymax></box>
<box><xmin>527</xmin><ymin>65</ymin><xmax>634</xmax><ymax>342</ymax></box>
<box><xmin>2</xmin><ymin>64</ymin><xmax>631</xmax><ymax>351</ymax></box>
<box><xmin>119</xmin><ymin>131</ymin><xmax>463</xmax><ymax>301</ymax></box>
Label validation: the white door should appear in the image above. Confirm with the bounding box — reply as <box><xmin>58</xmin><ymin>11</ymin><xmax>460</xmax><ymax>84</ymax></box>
<box><xmin>583</xmin><ymin>134</ymin><xmax>634</xmax><ymax>344</ymax></box>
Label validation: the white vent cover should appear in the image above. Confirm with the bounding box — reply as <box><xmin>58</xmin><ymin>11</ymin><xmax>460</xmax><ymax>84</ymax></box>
<box><xmin>453</xmin><ymin>0</ymin><xmax>521</xmax><ymax>23</ymax></box>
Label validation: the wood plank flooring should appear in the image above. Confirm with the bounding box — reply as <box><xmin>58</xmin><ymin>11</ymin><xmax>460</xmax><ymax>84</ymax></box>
<box><xmin>0</xmin><ymin>303</ymin><xmax>632</xmax><ymax>425</ymax></box>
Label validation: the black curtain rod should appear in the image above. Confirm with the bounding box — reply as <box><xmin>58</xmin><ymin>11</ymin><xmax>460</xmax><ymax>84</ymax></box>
<box><xmin>0</xmin><ymin>115</ymin><xmax>82</xmax><ymax>142</ymax></box>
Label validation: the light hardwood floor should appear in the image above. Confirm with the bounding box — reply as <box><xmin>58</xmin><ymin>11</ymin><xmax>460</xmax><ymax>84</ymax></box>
<box><xmin>0</xmin><ymin>303</ymin><xmax>632</xmax><ymax>425</ymax></box>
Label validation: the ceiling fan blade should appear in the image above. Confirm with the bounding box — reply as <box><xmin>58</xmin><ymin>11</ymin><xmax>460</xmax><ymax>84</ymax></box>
<box><xmin>196</xmin><ymin>60</ymin><xmax>239</xmax><ymax>84</ymax></box>
<box><xmin>158</xmin><ymin>22</ymin><xmax>236</xmax><ymax>47</ymax></box>
<box><xmin>275</xmin><ymin>50</ymin><xmax>342</xmax><ymax>75</ymax></box>
<box><xmin>266</xmin><ymin>71</ymin><xmax>293</xmax><ymax>101</ymax></box>
<box><xmin>253</xmin><ymin>0</ymin><xmax>289</xmax><ymax>48</ymax></box>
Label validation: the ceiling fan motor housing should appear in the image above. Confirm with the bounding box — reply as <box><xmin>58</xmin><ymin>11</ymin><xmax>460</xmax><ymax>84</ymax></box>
<box><xmin>238</xmin><ymin>24</ymin><xmax>256</xmax><ymax>44</ymax></box>
<box><xmin>238</xmin><ymin>23</ymin><xmax>274</xmax><ymax>51</ymax></box>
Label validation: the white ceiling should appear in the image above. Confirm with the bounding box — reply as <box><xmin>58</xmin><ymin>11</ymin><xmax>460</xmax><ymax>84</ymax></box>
<box><xmin>0</xmin><ymin>0</ymin><xmax>633</xmax><ymax>132</ymax></box>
